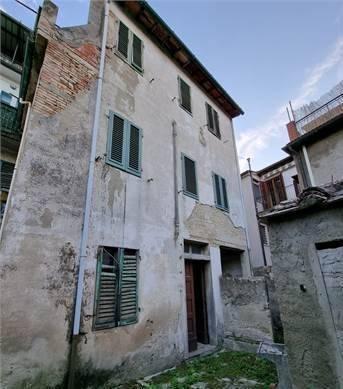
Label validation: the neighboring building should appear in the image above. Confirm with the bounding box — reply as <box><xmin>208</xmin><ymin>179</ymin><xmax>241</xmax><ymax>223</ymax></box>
<box><xmin>262</xmin><ymin>182</ymin><xmax>343</xmax><ymax>388</ymax></box>
<box><xmin>242</xmin><ymin>81</ymin><xmax>342</xmax><ymax>273</ymax></box>
<box><xmin>257</xmin><ymin>83</ymin><xmax>343</xmax><ymax>388</ymax></box>
<box><xmin>284</xmin><ymin>81</ymin><xmax>343</xmax><ymax>188</ymax></box>
<box><xmin>0</xmin><ymin>1</ymin><xmax>252</xmax><ymax>387</ymax></box>
<box><xmin>241</xmin><ymin>156</ymin><xmax>299</xmax><ymax>271</ymax></box>
<box><xmin>0</xmin><ymin>12</ymin><xmax>33</xmax><ymax>223</ymax></box>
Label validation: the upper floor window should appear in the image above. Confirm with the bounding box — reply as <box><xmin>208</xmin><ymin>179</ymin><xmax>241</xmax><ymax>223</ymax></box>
<box><xmin>0</xmin><ymin>160</ymin><xmax>15</xmax><ymax>192</ymax></box>
<box><xmin>260</xmin><ymin>174</ymin><xmax>286</xmax><ymax>209</ymax></box>
<box><xmin>178</xmin><ymin>77</ymin><xmax>192</xmax><ymax>114</ymax></box>
<box><xmin>206</xmin><ymin>102</ymin><xmax>220</xmax><ymax>138</ymax></box>
<box><xmin>292</xmin><ymin>174</ymin><xmax>300</xmax><ymax>197</ymax></box>
<box><xmin>94</xmin><ymin>246</ymin><xmax>138</xmax><ymax>330</ymax></box>
<box><xmin>117</xmin><ymin>21</ymin><xmax>143</xmax><ymax>72</ymax></box>
<box><xmin>182</xmin><ymin>153</ymin><xmax>198</xmax><ymax>199</ymax></box>
<box><xmin>107</xmin><ymin>111</ymin><xmax>142</xmax><ymax>177</ymax></box>
<box><xmin>212</xmin><ymin>173</ymin><xmax>229</xmax><ymax>211</ymax></box>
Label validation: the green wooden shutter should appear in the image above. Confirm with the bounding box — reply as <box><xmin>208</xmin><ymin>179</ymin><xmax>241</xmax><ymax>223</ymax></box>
<box><xmin>213</xmin><ymin>109</ymin><xmax>220</xmax><ymax>137</ymax></box>
<box><xmin>94</xmin><ymin>248</ymin><xmax>120</xmax><ymax>329</ymax></box>
<box><xmin>206</xmin><ymin>103</ymin><xmax>214</xmax><ymax>131</ymax></box>
<box><xmin>132</xmin><ymin>34</ymin><xmax>143</xmax><ymax>70</ymax></box>
<box><xmin>119</xmin><ymin>249</ymin><xmax>138</xmax><ymax>326</ymax></box>
<box><xmin>214</xmin><ymin>173</ymin><xmax>222</xmax><ymax>206</ymax></box>
<box><xmin>221</xmin><ymin>177</ymin><xmax>229</xmax><ymax>210</ymax></box>
<box><xmin>0</xmin><ymin>160</ymin><xmax>15</xmax><ymax>192</ymax></box>
<box><xmin>109</xmin><ymin>113</ymin><xmax>125</xmax><ymax>167</ymax></box>
<box><xmin>118</xmin><ymin>22</ymin><xmax>129</xmax><ymax>59</ymax></box>
<box><xmin>182</xmin><ymin>154</ymin><xmax>198</xmax><ymax>198</ymax></box>
<box><xmin>179</xmin><ymin>78</ymin><xmax>192</xmax><ymax>113</ymax></box>
<box><xmin>213</xmin><ymin>173</ymin><xmax>229</xmax><ymax>211</ymax></box>
<box><xmin>127</xmin><ymin>124</ymin><xmax>141</xmax><ymax>176</ymax></box>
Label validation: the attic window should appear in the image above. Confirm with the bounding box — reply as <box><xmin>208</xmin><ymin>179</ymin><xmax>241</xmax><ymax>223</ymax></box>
<box><xmin>117</xmin><ymin>21</ymin><xmax>143</xmax><ymax>72</ymax></box>
<box><xmin>206</xmin><ymin>102</ymin><xmax>220</xmax><ymax>138</ymax></box>
<box><xmin>178</xmin><ymin>77</ymin><xmax>192</xmax><ymax>114</ymax></box>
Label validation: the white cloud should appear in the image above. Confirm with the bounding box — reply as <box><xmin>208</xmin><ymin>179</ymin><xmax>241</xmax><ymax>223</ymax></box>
<box><xmin>237</xmin><ymin>36</ymin><xmax>343</xmax><ymax>171</ymax></box>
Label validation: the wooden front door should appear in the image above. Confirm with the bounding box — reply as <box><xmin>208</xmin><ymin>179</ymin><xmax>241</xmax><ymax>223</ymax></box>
<box><xmin>194</xmin><ymin>262</ymin><xmax>209</xmax><ymax>345</ymax></box>
<box><xmin>185</xmin><ymin>261</ymin><xmax>197</xmax><ymax>352</ymax></box>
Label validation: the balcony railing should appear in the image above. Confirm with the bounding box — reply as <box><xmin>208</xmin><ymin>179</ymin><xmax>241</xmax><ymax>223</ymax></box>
<box><xmin>295</xmin><ymin>93</ymin><xmax>343</xmax><ymax>135</ymax></box>
<box><xmin>0</xmin><ymin>101</ymin><xmax>20</xmax><ymax>136</ymax></box>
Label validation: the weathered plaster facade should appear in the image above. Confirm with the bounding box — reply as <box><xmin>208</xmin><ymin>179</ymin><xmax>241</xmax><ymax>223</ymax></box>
<box><xmin>264</xmin><ymin>185</ymin><xmax>343</xmax><ymax>389</ymax></box>
<box><xmin>306</xmin><ymin>129</ymin><xmax>343</xmax><ymax>186</ymax></box>
<box><xmin>221</xmin><ymin>277</ymin><xmax>273</xmax><ymax>342</ymax></box>
<box><xmin>0</xmin><ymin>1</ymin><xmax>249</xmax><ymax>387</ymax></box>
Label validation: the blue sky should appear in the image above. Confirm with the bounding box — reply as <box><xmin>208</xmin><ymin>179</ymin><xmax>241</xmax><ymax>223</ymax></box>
<box><xmin>2</xmin><ymin>0</ymin><xmax>343</xmax><ymax>171</ymax></box>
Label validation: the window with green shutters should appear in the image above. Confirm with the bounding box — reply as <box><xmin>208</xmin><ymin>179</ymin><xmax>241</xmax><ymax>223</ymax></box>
<box><xmin>94</xmin><ymin>246</ymin><xmax>139</xmax><ymax>330</ymax></box>
<box><xmin>107</xmin><ymin>111</ymin><xmax>142</xmax><ymax>177</ymax></box>
<box><xmin>182</xmin><ymin>154</ymin><xmax>198</xmax><ymax>199</ymax></box>
<box><xmin>212</xmin><ymin>173</ymin><xmax>229</xmax><ymax>211</ymax></box>
<box><xmin>206</xmin><ymin>102</ymin><xmax>220</xmax><ymax>138</ymax></box>
<box><xmin>117</xmin><ymin>21</ymin><xmax>143</xmax><ymax>72</ymax></box>
<box><xmin>178</xmin><ymin>77</ymin><xmax>192</xmax><ymax>114</ymax></box>
<box><xmin>0</xmin><ymin>160</ymin><xmax>15</xmax><ymax>192</ymax></box>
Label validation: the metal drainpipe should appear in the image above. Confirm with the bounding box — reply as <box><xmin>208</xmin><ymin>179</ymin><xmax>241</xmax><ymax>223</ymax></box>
<box><xmin>67</xmin><ymin>2</ymin><xmax>109</xmax><ymax>387</ymax></box>
<box><xmin>71</xmin><ymin>0</ymin><xmax>109</xmax><ymax>338</ymax></box>
<box><xmin>172</xmin><ymin>120</ymin><xmax>180</xmax><ymax>241</ymax></box>
<box><xmin>0</xmin><ymin>99</ymin><xmax>31</xmax><ymax>243</ymax></box>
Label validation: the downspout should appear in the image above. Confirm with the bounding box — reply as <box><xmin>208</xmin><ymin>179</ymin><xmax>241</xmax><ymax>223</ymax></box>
<box><xmin>0</xmin><ymin>99</ymin><xmax>31</xmax><ymax>243</ymax></box>
<box><xmin>172</xmin><ymin>120</ymin><xmax>180</xmax><ymax>241</ymax></box>
<box><xmin>67</xmin><ymin>1</ymin><xmax>109</xmax><ymax>386</ymax></box>
<box><xmin>72</xmin><ymin>0</ymin><xmax>109</xmax><ymax>339</ymax></box>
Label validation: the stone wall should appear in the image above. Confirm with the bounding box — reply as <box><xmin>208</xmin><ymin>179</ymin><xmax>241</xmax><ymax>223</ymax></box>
<box><xmin>307</xmin><ymin>129</ymin><xmax>343</xmax><ymax>186</ymax></box>
<box><xmin>220</xmin><ymin>277</ymin><xmax>273</xmax><ymax>342</ymax></box>
<box><xmin>267</xmin><ymin>205</ymin><xmax>343</xmax><ymax>389</ymax></box>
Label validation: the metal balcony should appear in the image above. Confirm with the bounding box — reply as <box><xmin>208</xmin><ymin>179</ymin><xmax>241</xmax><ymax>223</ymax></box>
<box><xmin>295</xmin><ymin>93</ymin><xmax>343</xmax><ymax>135</ymax></box>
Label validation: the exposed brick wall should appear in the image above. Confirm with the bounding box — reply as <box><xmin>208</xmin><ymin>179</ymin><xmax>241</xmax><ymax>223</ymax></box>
<box><xmin>286</xmin><ymin>120</ymin><xmax>298</xmax><ymax>141</ymax></box>
<box><xmin>33</xmin><ymin>37</ymin><xmax>100</xmax><ymax>116</ymax></box>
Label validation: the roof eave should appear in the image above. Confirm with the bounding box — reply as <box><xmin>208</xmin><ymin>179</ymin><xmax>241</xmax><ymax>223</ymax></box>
<box><xmin>116</xmin><ymin>0</ymin><xmax>244</xmax><ymax>118</ymax></box>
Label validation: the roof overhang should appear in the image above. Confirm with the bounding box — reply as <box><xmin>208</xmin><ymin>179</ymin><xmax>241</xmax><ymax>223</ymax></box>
<box><xmin>115</xmin><ymin>1</ymin><xmax>244</xmax><ymax>118</ymax></box>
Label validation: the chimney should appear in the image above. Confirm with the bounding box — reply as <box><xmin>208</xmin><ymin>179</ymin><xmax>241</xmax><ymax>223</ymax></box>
<box><xmin>286</xmin><ymin>121</ymin><xmax>299</xmax><ymax>142</ymax></box>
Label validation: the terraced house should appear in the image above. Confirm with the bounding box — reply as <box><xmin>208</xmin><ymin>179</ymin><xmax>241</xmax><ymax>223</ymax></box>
<box><xmin>0</xmin><ymin>1</ymin><xmax>251</xmax><ymax>387</ymax></box>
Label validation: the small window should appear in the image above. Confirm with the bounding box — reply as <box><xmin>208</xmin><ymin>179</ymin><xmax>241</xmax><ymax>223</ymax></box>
<box><xmin>117</xmin><ymin>21</ymin><xmax>143</xmax><ymax>72</ymax></box>
<box><xmin>292</xmin><ymin>174</ymin><xmax>300</xmax><ymax>197</ymax></box>
<box><xmin>206</xmin><ymin>103</ymin><xmax>220</xmax><ymax>138</ymax></box>
<box><xmin>94</xmin><ymin>246</ymin><xmax>138</xmax><ymax>330</ymax></box>
<box><xmin>184</xmin><ymin>241</ymin><xmax>208</xmax><ymax>256</ymax></box>
<box><xmin>253</xmin><ymin>181</ymin><xmax>262</xmax><ymax>203</ymax></box>
<box><xmin>0</xmin><ymin>160</ymin><xmax>15</xmax><ymax>192</ymax></box>
<box><xmin>107</xmin><ymin>111</ymin><xmax>142</xmax><ymax>177</ymax></box>
<box><xmin>260</xmin><ymin>174</ymin><xmax>286</xmax><ymax>209</ymax></box>
<box><xmin>178</xmin><ymin>77</ymin><xmax>192</xmax><ymax>114</ymax></box>
<box><xmin>0</xmin><ymin>91</ymin><xmax>13</xmax><ymax>106</ymax></box>
<box><xmin>213</xmin><ymin>173</ymin><xmax>229</xmax><ymax>211</ymax></box>
<box><xmin>260</xmin><ymin>224</ymin><xmax>269</xmax><ymax>245</ymax></box>
<box><xmin>182</xmin><ymin>154</ymin><xmax>198</xmax><ymax>199</ymax></box>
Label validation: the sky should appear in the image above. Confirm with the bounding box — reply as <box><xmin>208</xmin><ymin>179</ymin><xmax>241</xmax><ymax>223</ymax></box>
<box><xmin>1</xmin><ymin>0</ymin><xmax>342</xmax><ymax>171</ymax></box>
